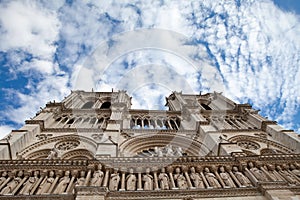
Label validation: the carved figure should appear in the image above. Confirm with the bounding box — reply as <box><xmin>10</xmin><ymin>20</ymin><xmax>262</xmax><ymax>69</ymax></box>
<box><xmin>54</xmin><ymin>171</ymin><xmax>70</xmax><ymax>194</ymax></box>
<box><xmin>20</xmin><ymin>171</ymin><xmax>39</xmax><ymax>195</ymax></box>
<box><xmin>158</xmin><ymin>168</ymin><xmax>169</xmax><ymax>190</ymax></box>
<box><xmin>204</xmin><ymin>167</ymin><xmax>221</xmax><ymax>188</ymax></box>
<box><xmin>109</xmin><ymin>169</ymin><xmax>120</xmax><ymax>191</ymax></box>
<box><xmin>248</xmin><ymin>162</ymin><xmax>268</xmax><ymax>181</ymax></box>
<box><xmin>0</xmin><ymin>172</ymin><xmax>7</xmax><ymax>186</ymax></box>
<box><xmin>38</xmin><ymin>171</ymin><xmax>55</xmax><ymax>194</ymax></box>
<box><xmin>1</xmin><ymin>171</ymin><xmax>23</xmax><ymax>194</ymax></box>
<box><xmin>174</xmin><ymin>167</ymin><xmax>188</xmax><ymax>189</ymax></box>
<box><xmin>143</xmin><ymin>168</ymin><xmax>153</xmax><ymax>190</ymax></box>
<box><xmin>165</xmin><ymin>145</ymin><xmax>174</xmax><ymax>157</ymax></box>
<box><xmin>90</xmin><ymin>164</ymin><xmax>104</xmax><ymax>186</ymax></box>
<box><xmin>232</xmin><ymin>166</ymin><xmax>251</xmax><ymax>187</ymax></box>
<box><xmin>154</xmin><ymin>147</ymin><xmax>163</xmax><ymax>157</ymax></box>
<box><xmin>189</xmin><ymin>167</ymin><xmax>204</xmax><ymax>188</ymax></box>
<box><xmin>174</xmin><ymin>147</ymin><xmax>183</xmax><ymax>157</ymax></box>
<box><xmin>290</xmin><ymin>164</ymin><xmax>300</xmax><ymax>177</ymax></box>
<box><xmin>277</xmin><ymin>166</ymin><xmax>298</xmax><ymax>185</ymax></box>
<box><xmin>219</xmin><ymin>166</ymin><xmax>235</xmax><ymax>187</ymax></box>
<box><xmin>126</xmin><ymin>168</ymin><xmax>136</xmax><ymax>191</ymax></box>
<box><xmin>75</xmin><ymin>171</ymin><xmax>86</xmax><ymax>186</ymax></box>
<box><xmin>47</xmin><ymin>148</ymin><xmax>58</xmax><ymax>159</ymax></box>
<box><xmin>266</xmin><ymin>165</ymin><xmax>282</xmax><ymax>181</ymax></box>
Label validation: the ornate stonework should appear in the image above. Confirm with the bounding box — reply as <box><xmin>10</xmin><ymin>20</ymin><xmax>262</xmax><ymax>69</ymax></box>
<box><xmin>0</xmin><ymin>90</ymin><xmax>299</xmax><ymax>199</ymax></box>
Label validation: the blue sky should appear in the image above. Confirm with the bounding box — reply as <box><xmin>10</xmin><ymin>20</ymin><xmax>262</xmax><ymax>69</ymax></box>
<box><xmin>0</xmin><ymin>0</ymin><xmax>299</xmax><ymax>138</ymax></box>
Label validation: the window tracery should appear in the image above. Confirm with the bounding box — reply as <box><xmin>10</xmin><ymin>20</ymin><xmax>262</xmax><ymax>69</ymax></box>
<box><xmin>55</xmin><ymin>140</ymin><xmax>80</xmax><ymax>151</ymax></box>
<box><xmin>237</xmin><ymin>140</ymin><xmax>260</xmax><ymax>150</ymax></box>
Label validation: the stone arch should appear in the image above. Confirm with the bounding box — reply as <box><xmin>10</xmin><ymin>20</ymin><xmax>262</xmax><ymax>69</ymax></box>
<box><xmin>19</xmin><ymin>134</ymin><xmax>98</xmax><ymax>159</ymax></box>
<box><xmin>26</xmin><ymin>149</ymin><xmax>52</xmax><ymax>159</ymax></box>
<box><xmin>119</xmin><ymin>133</ymin><xmax>208</xmax><ymax>157</ymax></box>
<box><xmin>61</xmin><ymin>149</ymin><xmax>94</xmax><ymax>159</ymax></box>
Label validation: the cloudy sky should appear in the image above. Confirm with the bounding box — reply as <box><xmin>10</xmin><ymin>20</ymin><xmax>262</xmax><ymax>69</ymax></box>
<box><xmin>0</xmin><ymin>0</ymin><xmax>299</xmax><ymax>138</ymax></box>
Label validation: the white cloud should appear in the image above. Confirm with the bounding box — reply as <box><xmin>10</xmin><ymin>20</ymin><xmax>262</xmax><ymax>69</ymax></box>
<box><xmin>0</xmin><ymin>125</ymin><xmax>13</xmax><ymax>139</ymax></box>
<box><xmin>0</xmin><ymin>0</ymin><xmax>299</xmax><ymax>134</ymax></box>
<box><xmin>0</xmin><ymin>1</ymin><xmax>60</xmax><ymax>59</ymax></box>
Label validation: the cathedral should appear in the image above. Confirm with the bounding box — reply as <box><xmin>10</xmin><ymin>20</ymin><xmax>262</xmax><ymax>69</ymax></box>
<box><xmin>0</xmin><ymin>90</ymin><xmax>299</xmax><ymax>200</ymax></box>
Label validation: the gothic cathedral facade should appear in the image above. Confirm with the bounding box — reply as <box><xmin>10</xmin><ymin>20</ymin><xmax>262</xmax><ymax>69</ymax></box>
<box><xmin>0</xmin><ymin>90</ymin><xmax>299</xmax><ymax>199</ymax></box>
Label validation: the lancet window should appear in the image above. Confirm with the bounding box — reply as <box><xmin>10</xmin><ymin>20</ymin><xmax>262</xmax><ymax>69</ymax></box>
<box><xmin>130</xmin><ymin>116</ymin><xmax>180</xmax><ymax>130</ymax></box>
<box><xmin>52</xmin><ymin>115</ymin><xmax>110</xmax><ymax>129</ymax></box>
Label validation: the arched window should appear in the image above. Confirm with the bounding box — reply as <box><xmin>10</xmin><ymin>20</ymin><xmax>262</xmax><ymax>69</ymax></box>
<box><xmin>82</xmin><ymin>101</ymin><xmax>94</xmax><ymax>109</ymax></box>
<box><xmin>100</xmin><ymin>101</ymin><xmax>111</xmax><ymax>109</ymax></box>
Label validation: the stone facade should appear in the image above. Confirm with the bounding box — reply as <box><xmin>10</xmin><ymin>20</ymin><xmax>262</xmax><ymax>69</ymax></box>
<box><xmin>0</xmin><ymin>90</ymin><xmax>299</xmax><ymax>199</ymax></box>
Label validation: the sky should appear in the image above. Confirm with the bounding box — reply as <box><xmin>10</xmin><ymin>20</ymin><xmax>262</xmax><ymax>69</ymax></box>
<box><xmin>0</xmin><ymin>0</ymin><xmax>299</xmax><ymax>139</ymax></box>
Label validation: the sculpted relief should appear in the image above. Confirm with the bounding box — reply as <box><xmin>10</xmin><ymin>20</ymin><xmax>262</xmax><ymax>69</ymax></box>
<box><xmin>0</xmin><ymin>161</ymin><xmax>300</xmax><ymax>195</ymax></box>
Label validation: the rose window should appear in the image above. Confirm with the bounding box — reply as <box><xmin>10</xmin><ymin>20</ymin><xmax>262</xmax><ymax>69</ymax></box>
<box><xmin>237</xmin><ymin>140</ymin><xmax>260</xmax><ymax>150</ymax></box>
<box><xmin>55</xmin><ymin>140</ymin><xmax>80</xmax><ymax>151</ymax></box>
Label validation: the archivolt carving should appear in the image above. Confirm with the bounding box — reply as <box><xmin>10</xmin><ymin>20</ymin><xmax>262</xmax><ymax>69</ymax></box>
<box><xmin>19</xmin><ymin>135</ymin><xmax>97</xmax><ymax>159</ymax></box>
<box><xmin>119</xmin><ymin>134</ymin><xmax>208</xmax><ymax>157</ymax></box>
<box><xmin>26</xmin><ymin>149</ymin><xmax>52</xmax><ymax>159</ymax></box>
<box><xmin>60</xmin><ymin>149</ymin><xmax>94</xmax><ymax>159</ymax></box>
<box><xmin>228</xmin><ymin>135</ymin><xmax>292</xmax><ymax>154</ymax></box>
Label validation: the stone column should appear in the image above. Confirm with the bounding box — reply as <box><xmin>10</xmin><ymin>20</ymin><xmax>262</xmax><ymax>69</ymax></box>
<box><xmin>102</xmin><ymin>168</ymin><xmax>110</xmax><ymax>187</ymax></box>
<box><xmin>48</xmin><ymin>170</ymin><xmax>61</xmax><ymax>194</ymax></box>
<box><xmin>152</xmin><ymin>167</ymin><xmax>159</xmax><ymax>190</ymax></box>
<box><xmin>66</xmin><ymin>170</ymin><xmax>78</xmax><ymax>193</ymax></box>
<box><xmin>243</xmin><ymin>164</ymin><xmax>258</xmax><ymax>186</ymax></box>
<box><xmin>137</xmin><ymin>167</ymin><xmax>143</xmax><ymax>191</ymax></box>
<box><xmin>30</xmin><ymin>170</ymin><xmax>46</xmax><ymax>195</ymax></box>
<box><xmin>198</xmin><ymin>167</ymin><xmax>210</xmax><ymax>189</ymax></box>
<box><xmin>167</xmin><ymin>166</ymin><xmax>177</xmax><ymax>189</ymax></box>
<box><xmin>167</xmin><ymin>120</ymin><xmax>173</xmax><ymax>130</ymax></box>
<box><xmin>0</xmin><ymin>171</ymin><xmax>12</xmax><ymax>191</ymax></box>
<box><xmin>84</xmin><ymin>165</ymin><xmax>94</xmax><ymax>186</ymax></box>
<box><xmin>211</xmin><ymin>166</ymin><xmax>225</xmax><ymax>188</ymax></box>
<box><xmin>226</xmin><ymin>166</ymin><xmax>241</xmax><ymax>188</ymax></box>
<box><xmin>12</xmin><ymin>171</ymin><xmax>28</xmax><ymax>195</ymax></box>
<box><xmin>119</xmin><ymin>168</ymin><xmax>126</xmax><ymax>191</ymax></box>
<box><xmin>182</xmin><ymin>166</ymin><xmax>193</xmax><ymax>189</ymax></box>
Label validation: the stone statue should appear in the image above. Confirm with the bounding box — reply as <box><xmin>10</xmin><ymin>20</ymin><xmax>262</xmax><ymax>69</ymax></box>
<box><xmin>0</xmin><ymin>171</ymin><xmax>7</xmax><ymax>186</ymax></box>
<box><xmin>248</xmin><ymin>162</ymin><xmax>268</xmax><ymax>181</ymax></box>
<box><xmin>158</xmin><ymin>168</ymin><xmax>169</xmax><ymax>190</ymax></box>
<box><xmin>276</xmin><ymin>166</ymin><xmax>298</xmax><ymax>185</ymax></box>
<box><xmin>20</xmin><ymin>171</ymin><xmax>39</xmax><ymax>195</ymax></box>
<box><xmin>47</xmin><ymin>148</ymin><xmax>58</xmax><ymax>159</ymax></box>
<box><xmin>165</xmin><ymin>145</ymin><xmax>174</xmax><ymax>157</ymax></box>
<box><xmin>75</xmin><ymin>171</ymin><xmax>86</xmax><ymax>186</ymax></box>
<box><xmin>232</xmin><ymin>166</ymin><xmax>251</xmax><ymax>187</ymax></box>
<box><xmin>173</xmin><ymin>167</ymin><xmax>188</xmax><ymax>189</ymax></box>
<box><xmin>54</xmin><ymin>171</ymin><xmax>70</xmax><ymax>194</ymax></box>
<box><xmin>90</xmin><ymin>164</ymin><xmax>104</xmax><ymax>186</ymax></box>
<box><xmin>290</xmin><ymin>164</ymin><xmax>300</xmax><ymax>177</ymax></box>
<box><xmin>38</xmin><ymin>171</ymin><xmax>55</xmax><ymax>194</ymax></box>
<box><xmin>154</xmin><ymin>147</ymin><xmax>163</xmax><ymax>157</ymax></box>
<box><xmin>109</xmin><ymin>169</ymin><xmax>120</xmax><ymax>191</ymax></box>
<box><xmin>126</xmin><ymin>168</ymin><xmax>136</xmax><ymax>191</ymax></box>
<box><xmin>174</xmin><ymin>147</ymin><xmax>183</xmax><ymax>157</ymax></box>
<box><xmin>189</xmin><ymin>167</ymin><xmax>204</xmax><ymax>188</ymax></box>
<box><xmin>266</xmin><ymin>165</ymin><xmax>282</xmax><ymax>181</ymax></box>
<box><xmin>204</xmin><ymin>167</ymin><xmax>221</xmax><ymax>188</ymax></box>
<box><xmin>219</xmin><ymin>166</ymin><xmax>235</xmax><ymax>187</ymax></box>
<box><xmin>143</xmin><ymin>168</ymin><xmax>153</xmax><ymax>190</ymax></box>
<box><xmin>1</xmin><ymin>171</ymin><xmax>23</xmax><ymax>194</ymax></box>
